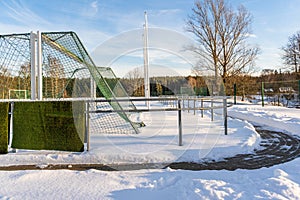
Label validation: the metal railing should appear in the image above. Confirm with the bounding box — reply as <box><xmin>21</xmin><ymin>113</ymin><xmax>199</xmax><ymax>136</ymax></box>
<box><xmin>85</xmin><ymin>96</ymin><xmax>230</xmax><ymax>150</ymax></box>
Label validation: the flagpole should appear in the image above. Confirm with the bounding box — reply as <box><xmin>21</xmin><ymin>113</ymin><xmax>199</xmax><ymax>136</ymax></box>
<box><xmin>143</xmin><ymin>11</ymin><xmax>150</xmax><ymax>108</ymax></box>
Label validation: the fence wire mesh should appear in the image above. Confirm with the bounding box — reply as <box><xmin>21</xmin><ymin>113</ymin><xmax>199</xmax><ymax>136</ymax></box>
<box><xmin>232</xmin><ymin>80</ymin><xmax>300</xmax><ymax>107</ymax></box>
<box><xmin>0</xmin><ymin>31</ymin><xmax>139</xmax><ymax>134</ymax></box>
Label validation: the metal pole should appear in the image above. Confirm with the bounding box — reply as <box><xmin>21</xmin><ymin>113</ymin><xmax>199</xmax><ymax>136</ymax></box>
<box><xmin>234</xmin><ymin>83</ymin><xmax>237</xmax><ymax>105</ymax></box>
<box><xmin>9</xmin><ymin>102</ymin><xmax>16</xmax><ymax>152</ymax></box>
<box><xmin>193</xmin><ymin>98</ymin><xmax>196</xmax><ymax>115</ymax></box>
<box><xmin>85</xmin><ymin>101</ymin><xmax>90</xmax><ymax>151</ymax></box>
<box><xmin>298</xmin><ymin>80</ymin><xmax>300</xmax><ymax>102</ymax></box>
<box><xmin>8</xmin><ymin>102</ymin><xmax>14</xmax><ymax>147</ymax></box>
<box><xmin>37</xmin><ymin>31</ymin><xmax>43</xmax><ymax>100</ymax></box>
<box><xmin>143</xmin><ymin>11</ymin><xmax>150</xmax><ymax>108</ymax></box>
<box><xmin>223</xmin><ymin>98</ymin><xmax>228</xmax><ymax>135</ymax></box>
<box><xmin>211</xmin><ymin>97</ymin><xmax>214</xmax><ymax>121</ymax></box>
<box><xmin>178</xmin><ymin>99</ymin><xmax>182</xmax><ymax>146</ymax></box>
<box><xmin>30</xmin><ymin>31</ymin><xmax>36</xmax><ymax>100</ymax></box>
<box><xmin>261</xmin><ymin>82</ymin><xmax>265</xmax><ymax>107</ymax></box>
<box><xmin>91</xmin><ymin>78</ymin><xmax>96</xmax><ymax>98</ymax></box>
<box><xmin>201</xmin><ymin>99</ymin><xmax>204</xmax><ymax>118</ymax></box>
<box><xmin>187</xmin><ymin>97</ymin><xmax>190</xmax><ymax>113</ymax></box>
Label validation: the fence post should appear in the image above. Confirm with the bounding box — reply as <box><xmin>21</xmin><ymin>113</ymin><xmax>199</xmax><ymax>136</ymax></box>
<box><xmin>211</xmin><ymin>97</ymin><xmax>214</xmax><ymax>121</ymax></box>
<box><xmin>187</xmin><ymin>97</ymin><xmax>190</xmax><ymax>113</ymax></box>
<box><xmin>178</xmin><ymin>99</ymin><xmax>183</xmax><ymax>146</ymax></box>
<box><xmin>85</xmin><ymin>101</ymin><xmax>90</xmax><ymax>151</ymax></box>
<box><xmin>193</xmin><ymin>98</ymin><xmax>196</xmax><ymax>115</ymax></box>
<box><xmin>201</xmin><ymin>98</ymin><xmax>204</xmax><ymax>118</ymax></box>
<box><xmin>298</xmin><ymin>80</ymin><xmax>300</xmax><ymax>101</ymax></box>
<box><xmin>223</xmin><ymin>98</ymin><xmax>228</xmax><ymax>135</ymax></box>
<box><xmin>234</xmin><ymin>83</ymin><xmax>237</xmax><ymax>105</ymax></box>
<box><xmin>261</xmin><ymin>82</ymin><xmax>265</xmax><ymax>107</ymax></box>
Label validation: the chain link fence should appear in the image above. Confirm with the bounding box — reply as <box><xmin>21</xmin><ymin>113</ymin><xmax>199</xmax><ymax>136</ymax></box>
<box><xmin>231</xmin><ymin>80</ymin><xmax>300</xmax><ymax>107</ymax></box>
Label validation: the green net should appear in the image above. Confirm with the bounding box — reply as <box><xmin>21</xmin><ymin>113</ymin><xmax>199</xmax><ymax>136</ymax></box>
<box><xmin>0</xmin><ymin>31</ymin><xmax>139</xmax><ymax>134</ymax></box>
<box><xmin>0</xmin><ymin>34</ymin><xmax>31</xmax><ymax>99</ymax></box>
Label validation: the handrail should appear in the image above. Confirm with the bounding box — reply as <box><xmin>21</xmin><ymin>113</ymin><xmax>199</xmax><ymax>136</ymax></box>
<box><xmin>86</xmin><ymin>96</ymin><xmax>229</xmax><ymax>149</ymax></box>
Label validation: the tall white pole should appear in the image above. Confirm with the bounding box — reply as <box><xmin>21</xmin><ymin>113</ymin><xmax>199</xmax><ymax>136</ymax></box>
<box><xmin>37</xmin><ymin>31</ymin><xmax>43</xmax><ymax>100</ymax></box>
<box><xmin>30</xmin><ymin>31</ymin><xmax>36</xmax><ymax>100</ymax></box>
<box><xmin>143</xmin><ymin>11</ymin><xmax>150</xmax><ymax>108</ymax></box>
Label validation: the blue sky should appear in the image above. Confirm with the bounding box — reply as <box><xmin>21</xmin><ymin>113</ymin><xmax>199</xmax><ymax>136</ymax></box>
<box><xmin>1</xmin><ymin>0</ymin><xmax>300</xmax><ymax>74</ymax></box>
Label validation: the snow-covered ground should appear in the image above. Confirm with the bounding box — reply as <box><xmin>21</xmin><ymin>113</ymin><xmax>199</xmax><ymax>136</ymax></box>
<box><xmin>0</xmin><ymin>101</ymin><xmax>300</xmax><ymax>199</ymax></box>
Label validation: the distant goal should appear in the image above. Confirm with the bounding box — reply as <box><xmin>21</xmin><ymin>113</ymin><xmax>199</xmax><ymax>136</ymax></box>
<box><xmin>9</xmin><ymin>89</ymin><xmax>28</xmax><ymax>99</ymax></box>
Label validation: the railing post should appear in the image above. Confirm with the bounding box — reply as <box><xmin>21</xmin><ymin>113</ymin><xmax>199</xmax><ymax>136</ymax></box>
<box><xmin>178</xmin><ymin>99</ymin><xmax>183</xmax><ymax>146</ymax></box>
<box><xmin>298</xmin><ymin>80</ymin><xmax>300</xmax><ymax>102</ymax></box>
<box><xmin>193</xmin><ymin>98</ymin><xmax>196</xmax><ymax>115</ymax></box>
<box><xmin>201</xmin><ymin>98</ymin><xmax>204</xmax><ymax>118</ymax></box>
<box><xmin>261</xmin><ymin>82</ymin><xmax>265</xmax><ymax>107</ymax></box>
<box><xmin>85</xmin><ymin>101</ymin><xmax>90</xmax><ymax>151</ymax></box>
<box><xmin>234</xmin><ymin>83</ymin><xmax>237</xmax><ymax>105</ymax></box>
<box><xmin>187</xmin><ymin>97</ymin><xmax>190</xmax><ymax>113</ymax></box>
<box><xmin>223</xmin><ymin>98</ymin><xmax>228</xmax><ymax>135</ymax></box>
<box><xmin>211</xmin><ymin>97</ymin><xmax>214</xmax><ymax>121</ymax></box>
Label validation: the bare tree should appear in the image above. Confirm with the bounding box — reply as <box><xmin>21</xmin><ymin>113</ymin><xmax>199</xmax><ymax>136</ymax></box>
<box><xmin>281</xmin><ymin>31</ymin><xmax>300</xmax><ymax>73</ymax></box>
<box><xmin>186</xmin><ymin>0</ymin><xmax>259</xmax><ymax>83</ymax></box>
<box><xmin>46</xmin><ymin>55</ymin><xmax>66</xmax><ymax>98</ymax></box>
<box><xmin>18</xmin><ymin>62</ymin><xmax>31</xmax><ymax>91</ymax></box>
<box><xmin>0</xmin><ymin>67</ymin><xmax>12</xmax><ymax>98</ymax></box>
<box><xmin>124</xmin><ymin>67</ymin><xmax>144</xmax><ymax>96</ymax></box>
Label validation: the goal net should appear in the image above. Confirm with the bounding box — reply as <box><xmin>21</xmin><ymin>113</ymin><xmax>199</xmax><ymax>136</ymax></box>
<box><xmin>0</xmin><ymin>31</ymin><xmax>139</xmax><ymax>134</ymax></box>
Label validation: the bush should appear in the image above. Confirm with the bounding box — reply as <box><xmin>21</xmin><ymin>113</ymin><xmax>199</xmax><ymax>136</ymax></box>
<box><xmin>0</xmin><ymin>102</ymin><xmax>9</xmax><ymax>154</ymax></box>
<box><xmin>12</xmin><ymin>101</ymin><xmax>85</xmax><ymax>152</ymax></box>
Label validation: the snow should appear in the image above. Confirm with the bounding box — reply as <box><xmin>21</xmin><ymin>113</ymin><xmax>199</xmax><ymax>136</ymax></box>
<box><xmin>0</xmin><ymin>101</ymin><xmax>300</xmax><ymax>199</ymax></box>
<box><xmin>228</xmin><ymin>102</ymin><xmax>300</xmax><ymax>135</ymax></box>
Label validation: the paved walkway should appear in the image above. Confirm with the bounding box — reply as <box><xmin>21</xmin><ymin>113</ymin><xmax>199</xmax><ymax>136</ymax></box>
<box><xmin>167</xmin><ymin>126</ymin><xmax>300</xmax><ymax>170</ymax></box>
<box><xmin>1</xmin><ymin>126</ymin><xmax>300</xmax><ymax>171</ymax></box>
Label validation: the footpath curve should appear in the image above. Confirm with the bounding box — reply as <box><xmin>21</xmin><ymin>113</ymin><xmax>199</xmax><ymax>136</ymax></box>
<box><xmin>167</xmin><ymin>126</ymin><xmax>300</xmax><ymax>170</ymax></box>
<box><xmin>1</xmin><ymin>127</ymin><xmax>300</xmax><ymax>171</ymax></box>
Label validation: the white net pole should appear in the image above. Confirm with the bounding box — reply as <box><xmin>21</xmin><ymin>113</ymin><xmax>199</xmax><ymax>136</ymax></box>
<box><xmin>30</xmin><ymin>31</ymin><xmax>36</xmax><ymax>100</ymax></box>
<box><xmin>37</xmin><ymin>31</ymin><xmax>43</xmax><ymax>100</ymax></box>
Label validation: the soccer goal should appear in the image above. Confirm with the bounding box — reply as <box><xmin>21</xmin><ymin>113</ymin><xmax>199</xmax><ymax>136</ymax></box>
<box><xmin>0</xmin><ymin>31</ymin><xmax>140</xmax><ymax>134</ymax></box>
<box><xmin>8</xmin><ymin>89</ymin><xmax>28</xmax><ymax>99</ymax></box>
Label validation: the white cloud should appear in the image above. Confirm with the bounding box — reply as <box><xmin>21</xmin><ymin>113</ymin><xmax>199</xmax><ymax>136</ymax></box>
<box><xmin>81</xmin><ymin>0</ymin><xmax>99</xmax><ymax>18</ymax></box>
<box><xmin>0</xmin><ymin>22</ymin><xmax>29</xmax><ymax>35</ymax></box>
<box><xmin>91</xmin><ymin>1</ymin><xmax>98</xmax><ymax>9</ymax></box>
<box><xmin>245</xmin><ymin>33</ymin><xmax>257</xmax><ymax>38</ymax></box>
<box><xmin>90</xmin><ymin>27</ymin><xmax>198</xmax><ymax>77</ymax></box>
<box><xmin>155</xmin><ymin>9</ymin><xmax>182</xmax><ymax>16</ymax></box>
<box><xmin>2</xmin><ymin>0</ymin><xmax>51</xmax><ymax>27</ymax></box>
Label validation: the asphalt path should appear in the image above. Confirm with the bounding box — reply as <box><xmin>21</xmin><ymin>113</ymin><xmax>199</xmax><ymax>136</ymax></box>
<box><xmin>1</xmin><ymin>126</ymin><xmax>300</xmax><ymax>171</ymax></box>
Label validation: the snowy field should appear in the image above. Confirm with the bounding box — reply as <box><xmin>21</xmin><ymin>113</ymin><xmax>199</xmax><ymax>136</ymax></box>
<box><xmin>0</xmin><ymin>100</ymin><xmax>300</xmax><ymax>199</ymax></box>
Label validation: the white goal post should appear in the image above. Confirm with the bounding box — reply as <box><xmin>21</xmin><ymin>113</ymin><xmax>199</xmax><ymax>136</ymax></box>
<box><xmin>8</xmin><ymin>89</ymin><xmax>28</xmax><ymax>99</ymax></box>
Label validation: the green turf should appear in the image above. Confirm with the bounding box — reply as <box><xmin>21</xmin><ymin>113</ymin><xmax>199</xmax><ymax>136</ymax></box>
<box><xmin>0</xmin><ymin>102</ymin><xmax>9</xmax><ymax>154</ymax></box>
<box><xmin>12</xmin><ymin>101</ymin><xmax>85</xmax><ymax>152</ymax></box>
